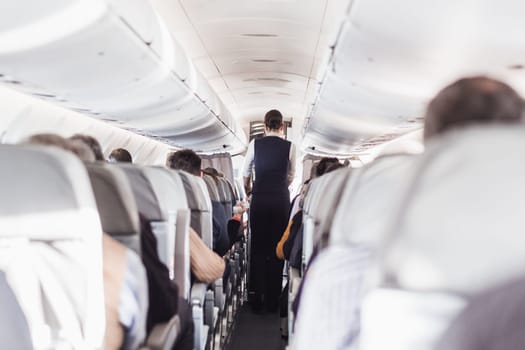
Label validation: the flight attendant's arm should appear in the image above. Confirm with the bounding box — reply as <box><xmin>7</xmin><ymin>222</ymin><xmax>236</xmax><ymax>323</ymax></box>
<box><xmin>242</xmin><ymin>140</ymin><xmax>255</xmax><ymax>194</ymax></box>
<box><xmin>288</xmin><ymin>143</ymin><xmax>296</xmax><ymax>186</ymax></box>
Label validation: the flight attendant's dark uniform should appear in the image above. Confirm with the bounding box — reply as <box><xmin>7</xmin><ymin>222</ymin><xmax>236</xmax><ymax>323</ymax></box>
<box><xmin>249</xmin><ymin>135</ymin><xmax>291</xmax><ymax>311</ymax></box>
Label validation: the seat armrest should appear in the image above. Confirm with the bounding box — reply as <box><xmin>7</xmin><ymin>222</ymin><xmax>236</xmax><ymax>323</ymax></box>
<box><xmin>191</xmin><ymin>282</ymin><xmax>208</xmax><ymax>307</ymax></box>
<box><xmin>143</xmin><ymin>315</ymin><xmax>181</xmax><ymax>350</ymax></box>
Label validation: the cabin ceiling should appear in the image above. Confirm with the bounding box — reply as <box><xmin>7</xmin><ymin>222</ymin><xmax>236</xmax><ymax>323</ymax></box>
<box><xmin>149</xmin><ymin>0</ymin><xmax>349</xmax><ymax>137</ymax></box>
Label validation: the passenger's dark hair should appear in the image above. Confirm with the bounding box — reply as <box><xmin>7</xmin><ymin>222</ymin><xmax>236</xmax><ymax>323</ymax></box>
<box><xmin>166</xmin><ymin>149</ymin><xmax>201</xmax><ymax>176</ymax></box>
<box><xmin>264</xmin><ymin>109</ymin><xmax>283</xmax><ymax>130</ymax></box>
<box><xmin>424</xmin><ymin>76</ymin><xmax>525</xmax><ymax>141</ymax></box>
<box><xmin>69</xmin><ymin>134</ymin><xmax>104</xmax><ymax>161</ymax></box>
<box><xmin>315</xmin><ymin>157</ymin><xmax>340</xmax><ymax>177</ymax></box>
<box><xmin>324</xmin><ymin>161</ymin><xmax>345</xmax><ymax>174</ymax></box>
<box><xmin>109</xmin><ymin>148</ymin><xmax>132</xmax><ymax>163</ymax></box>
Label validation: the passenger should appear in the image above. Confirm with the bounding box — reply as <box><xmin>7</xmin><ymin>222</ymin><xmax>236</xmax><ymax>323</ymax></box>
<box><xmin>166</xmin><ymin>150</ymin><xmax>230</xmax><ymax>256</ymax></box>
<box><xmin>69</xmin><ymin>134</ymin><xmax>105</xmax><ymax>161</ymax></box>
<box><xmin>291</xmin><ymin>76</ymin><xmax>525</xmax><ymax>350</ymax></box>
<box><xmin>109</xmin><ymin>148</ymin><xmax>133</xmax><ymax>163</ymax></box>
<box><xmin>138</xmin><ymin>214</ymin><xmax>194</xmax><ymax>350</ymax></box>
<box><xmin>27</xmin><ymin>134</ymin><xmax>148</xmax><ymax>350</ymax></box>
<box><xmin>165</xmin><ymin>151</ymin><xmax>227</xmax><ymax>282</ymax></box>
<box><xmin>203</xmin><ymin>167</ymin><xmax>245</xmax><ymax>247</ymax></box>
<box><xmin>243</xmin><ymin>109</ymin><xmax>296</xmax><ymax>313</ymax></box>
<box><xmin>315</xmin><ymin>157</ymin><xmax>340</xmax><ymax>177</ymax></box>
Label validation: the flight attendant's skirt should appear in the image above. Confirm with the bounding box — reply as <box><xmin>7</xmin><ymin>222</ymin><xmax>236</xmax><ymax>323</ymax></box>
<box><xmin>249</xmin><ymin>191</ymin><xmax>290</xmax><ymax>312</ymax></box>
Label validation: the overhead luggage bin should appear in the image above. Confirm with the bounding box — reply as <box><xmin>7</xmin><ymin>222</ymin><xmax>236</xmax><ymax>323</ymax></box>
<box><xmin>0</xmin><ymin>0</ymin><xmax>247</xmax><ymax>154</ymax></box>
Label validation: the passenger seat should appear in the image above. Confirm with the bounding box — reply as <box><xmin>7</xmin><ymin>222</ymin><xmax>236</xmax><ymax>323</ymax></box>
<box><xmin>0</xmin><ymin>144</ymin><xmax>105</xmax><ymax>349</ymax></box>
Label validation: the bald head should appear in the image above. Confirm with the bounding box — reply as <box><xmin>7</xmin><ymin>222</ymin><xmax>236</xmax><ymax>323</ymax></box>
<box><xmin>424</xmin><ymin>76</ymin><xmax>525</xmax><ymax>141</ymax></box>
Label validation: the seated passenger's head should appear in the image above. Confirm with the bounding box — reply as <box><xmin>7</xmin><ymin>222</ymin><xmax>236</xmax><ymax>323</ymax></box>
<box><xmin>166</xmin><ymin>149</ymin><xmax>201</xmax><ymax>176</ymax></box>
<box><xmin>202</xmin><ymin>167</ymin><xmax>222</xmax><ymax>179</ymax></box>
<box><xmin>264</xmin><ymin>109</ymin><xmax>284</xmax><ymax>133</ymax></box>
<box><xmin>28</xmin><ymin>133</ymin><xmax>96</xmax><ymax>162</ymax></box>
<box><xmin>424</xmin><ymin>76</ymin><xmax>525</xmax><ymax>141</ymax></box>
<box><xmin>316</xmin><ymin>157</ymin><xmax>340</xmax><ymax>177</ymax></box>
<box><xmin>69</xmin><ymin>134</ymin><xmax>104</xmax><ymax>161</ymax></box>
<box><xmin>109</xmin><ymin>148</ymin><xmax>132</xmax><ymax>163</ymax></box>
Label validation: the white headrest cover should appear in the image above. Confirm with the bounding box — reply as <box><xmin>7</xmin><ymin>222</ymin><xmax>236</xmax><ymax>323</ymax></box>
<box><xmin>330</xmin><ymin>154</ymin><xmax>415</xmax><ymax>246</ymax></box>
<box><xmin>142</xmin><ymin>167</ymin><xmax>188</xmax><ymax>213</ymax></box>
<box><xmin>0</xmin><ymin>144</ymin><xmax>102</xmax><ymax>239</ymax></box>
<box><xmin>383</xmin><ymin>126</ymin><xmax>525</xmax><ymax>294</ymax></box>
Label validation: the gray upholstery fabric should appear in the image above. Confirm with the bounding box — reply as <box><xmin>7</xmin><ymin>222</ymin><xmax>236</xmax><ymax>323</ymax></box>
<box><xmin>116</xmin><ymin>164</ymin><xmax>163</xmax><ymax>221</ymax></box>
<box><xmin>177</xmin><ymin>171</ymin><xmax>213</xmax><ymax>248</ymax></box>
<box><xmin>200</xmin><ymin>153</ymin><xmax>234</xmax><ymax>185</ymax></box>
<box><xmin>202</xmin><ymin>175</ymin><xmax>220</xmax><ymax>201</ymax></box>
<box><xmin>436</xmin><ymin>277</ymin><xmax>525</xmax><ymax>350</ymax></box>
<box><xmin>0</xmin><ymin>144</ymin><xmax>105</xmax><ymax>349</ymax></box>
<box><xmin>86</xmin><ymin>163</ymin><xmax>140</xmax><ymax>236</ymax></box>
<box><xmin>0</xmin><ymin>271</ymin><xmax>33</xmax><ymax>350</ymax></box>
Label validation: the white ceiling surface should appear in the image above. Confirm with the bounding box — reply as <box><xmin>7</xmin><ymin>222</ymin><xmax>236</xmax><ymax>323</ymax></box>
<box><xmin>150</xmin><ymin>0</ymin><xmax>350</xmax><ymax>142</ymax></box>
<box><xmin>303</xmin><ymin>0</ymin><xmax>525</xmax><ymax>156</ymax></box>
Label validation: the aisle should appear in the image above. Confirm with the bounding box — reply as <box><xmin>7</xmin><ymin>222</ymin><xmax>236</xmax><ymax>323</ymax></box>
<box><xmin>227</xmin><ymin>305</ymin><xmax>287</xmax><ymax>350</ymax></box>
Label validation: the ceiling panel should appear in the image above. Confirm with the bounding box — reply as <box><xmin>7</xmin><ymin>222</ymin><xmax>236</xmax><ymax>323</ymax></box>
<box><xmin>150</xmin><ymin>0</ymin><xmax>351</xmax><ymax>136</ymax></box>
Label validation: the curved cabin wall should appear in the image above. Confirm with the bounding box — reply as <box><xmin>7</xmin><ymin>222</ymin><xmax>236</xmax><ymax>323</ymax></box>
<box><xmin>0</xmin><ymin>85</ymin><xmax>173</xmax><ymax>165</ymax></box>
<box><xmin>0</xmin><ymin>0</ymin><xmax>247</xmax><ymax>154</ymax></box>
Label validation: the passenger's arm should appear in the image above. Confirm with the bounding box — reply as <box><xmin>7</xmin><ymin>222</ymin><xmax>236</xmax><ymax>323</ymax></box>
<box><xmin>276</xmin><ymin>220</ymin><xmax>293</xmax><ymax>260</ymax></box>
<box><xmin>189</xmin><ymin>228</ymin><xmax>226</xmax><ymax>284</ymax></box>
<box><xmin>119</xmin><ymin>249</ymin><xmax>149</xmax><ymax>350</ymax></box>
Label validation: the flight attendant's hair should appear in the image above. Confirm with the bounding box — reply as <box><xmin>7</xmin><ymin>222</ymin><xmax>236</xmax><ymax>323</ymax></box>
<box><xmin>264</xmin><ymin>109</ymin><xmax>283</xmax><ymax>130</ymax></box>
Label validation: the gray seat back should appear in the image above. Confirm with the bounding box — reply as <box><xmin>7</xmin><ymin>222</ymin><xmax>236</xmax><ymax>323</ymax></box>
<box><xmin>0</xmin><ymin>144</ymin><xmax>105</xmax><ymax>349</ymax></box>
<box><xmin>436</xmin><ymin>276</ymin><xmax>525</xmax><ymax>350</ymax></box>
<box><xmin>178</xmin><ymin>171</ymin><xmax>213</xmax><ymax>248</ymax></box>
<box><xmin>217</xmin><ymin>177</ymin><xmax>234</xmax><ymax>217</ymax></box>
<box><xmin>115</xmin><ymin>164</ymin><xmax>176</xmax><ymax>273</ymax></box>
<box><xmin>86</xmin><ymin>162</ymin><xmax>141</xmax><ymax>255</ymax></box>
<box><xmin>361</xmin><ymin>127</ymin><xmax>525</xmax><ymax>350</ymax></box>
<box><xmin>143</xmin><ymin>167</ymin><xmax>191</xmax><ymax>296</ymax></box>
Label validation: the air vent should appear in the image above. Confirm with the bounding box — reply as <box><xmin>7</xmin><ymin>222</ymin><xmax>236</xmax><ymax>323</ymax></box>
<box><xmin>509</xmin><ymin>64</ymin><xmax>524</xmax><ymax>70</ymax></box>
<box><xmin>243</xmin><ymin>77</ymin><xmax>291</xmax><ymax>83</ymax></box>
<box><xmin>252</xmin><ymin>59</ymin><xmax>277</xmax><ymax>63</ymax></box>
<box><xmin>248</xmin><ymin>91</ymin><xmax>263</xmax><ymax>95</ymax></box>
<box><xmin>241</xmin><ymin>33</ymin><xmax>278</xmax><ymax>38</ymax></box>
<box><xmin>277</xmin><ymin>92</ymin><xmax>291</xmax><ymax>96</ymax></box>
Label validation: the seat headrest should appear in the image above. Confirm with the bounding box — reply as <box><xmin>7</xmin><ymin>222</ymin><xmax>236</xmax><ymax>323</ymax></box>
<box><xmin>142</xmin><ymin>167</ymin><xmax>188</xmax><ymax>214</ymax></box>
<box><xmin>0</xmin><ymin>144</ymin><xmax>101</xmax><ymax>240</ymax></box>
<box><xmin>85</xmin><ymin>163</ymin><xmax>140</xmax><ymax>237</ymax></box>
<box><xmin>178</xmin><ymin>171</ymin><xmax>211</xmax><ymax>211</ymax></box>
<box><xmin>116</xmin><ymin>164</ymin><xmax>163</xmax><ymax>222</ymax></box>
<box><xmin>382</xmin><ymin>126</ymin><xmax>525</xmax><ymax>294</ymax></box>
<box><xmin>330</xmin><ymin>154</ymin><xmax>415</xmax><ymax>246</ymax></box>
<box><xmin>202</xmin><ymin>175</ymin><xmax>220</xmax><ymax>201</ymax></box>
<box><xmin>217</xmin><ymin>178</ymin><xmax>233</xmax><ymax>202</ymax></box>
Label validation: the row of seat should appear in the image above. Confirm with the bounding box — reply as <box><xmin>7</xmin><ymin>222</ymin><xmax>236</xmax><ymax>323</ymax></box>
<box><xmin>290</xmin><ymin>126</ymin><xmax>525</xmax><ymax>349</ymax></box>
<box><xmin>0</xmin><ymin>143</ymin><xmax>247</xmax><ymax>350</ymax></box>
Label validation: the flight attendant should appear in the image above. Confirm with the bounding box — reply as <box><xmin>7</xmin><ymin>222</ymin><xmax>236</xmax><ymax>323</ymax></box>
<box><xmin>243</xmin><ymin>109</ymin><xmax>296</xmax><ymax>312</ymax></box>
